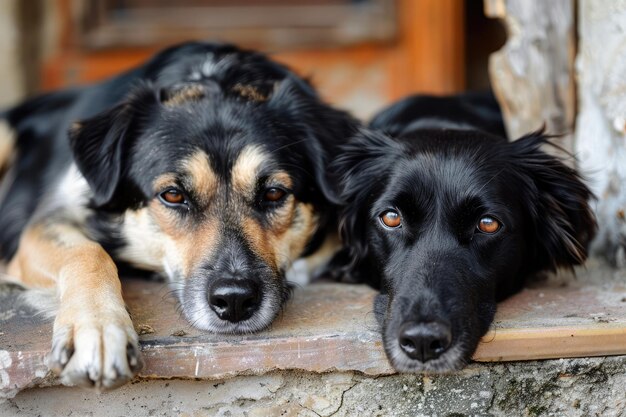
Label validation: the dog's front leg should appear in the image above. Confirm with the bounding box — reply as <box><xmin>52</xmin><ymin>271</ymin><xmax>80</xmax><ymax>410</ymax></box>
<box><xmin>8</xmin><ymin>222</ymin><xmax>142</xmax><ymax>390</ymax></box>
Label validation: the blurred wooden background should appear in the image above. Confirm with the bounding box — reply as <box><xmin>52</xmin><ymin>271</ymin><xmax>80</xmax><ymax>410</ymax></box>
<box><xmin>8</xmin><ymin>0</ymin><xmax>505</xmax><ymax>119</ymax></box>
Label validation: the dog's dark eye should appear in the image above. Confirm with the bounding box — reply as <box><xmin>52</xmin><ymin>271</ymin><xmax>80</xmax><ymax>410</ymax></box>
<box><xmin>477</xmin><ymin>216</ymin><xmax>501</xmax><ymax>234</ymax></box>
<box><xmin>159</xmin><ymin>188</ymin><xmax>187</xmax><ymax>207</ymax></box>
<box><xmin>263</xmin><ymin>187</ymin><xmax>286</xmax><ymax>203</ymax></box>
<box><xmin>380</xmin><ymin>210</ymin><xmax>402</xmax><ymax>228</ymax></box>
<box><xmin>257</xmin><ymin>186</ymin><xmax>289</xmax><ymax>211</ymax></box>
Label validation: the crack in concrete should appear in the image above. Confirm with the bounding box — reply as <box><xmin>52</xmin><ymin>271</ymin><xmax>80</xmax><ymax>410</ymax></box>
<box><xmin>327</xmin><ymin>380</ymin><xmax>358</xmax><ymax>417</ymax></box>
<box><xmin>486</xmin><ymin>378</ymin><xmax>497</xmax><ymax>413</ymax></box>
<box><xmin>298</xmin><ymin>403</ymin><xmax>323</xmax><ymax>417</ymax></box>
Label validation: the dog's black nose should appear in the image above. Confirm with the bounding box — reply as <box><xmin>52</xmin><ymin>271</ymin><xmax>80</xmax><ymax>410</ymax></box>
<box><xmin>208</xmin><ymin>279</ymin><xmax>260</xmax><ymax>323</ymax></box>
<box><xmin>398</xmin><ymin>321</ymin><xmax>452</xmax><ymax>362</ymax></box>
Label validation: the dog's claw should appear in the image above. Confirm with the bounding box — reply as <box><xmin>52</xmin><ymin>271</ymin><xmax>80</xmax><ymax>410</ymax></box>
<box><xmin>48</xmin><ymin>319</ymin><xmax>142</xmax><ymax>390</ymax></box>
<box><xmin>127</xmin><ymin>342</ymin><xmax>142</xmax><ymax>370</ymax></box>
<box><xmin>48</xmin><ymin>325</ymin><xmax>73</xmax><ymax>373</ymax></box>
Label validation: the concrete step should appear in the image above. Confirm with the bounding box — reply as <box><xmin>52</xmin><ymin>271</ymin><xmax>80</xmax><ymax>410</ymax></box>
<box><xmin>1</xmin><ymin>259</ymin><xmax>625</xmax><ymax>400</ymax></box>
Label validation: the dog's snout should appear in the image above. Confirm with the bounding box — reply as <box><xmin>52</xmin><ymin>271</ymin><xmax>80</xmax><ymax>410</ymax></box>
<box><xmin>398</xmin><ymin>321</ymin><xmax>452</xmax><ymax>362</ymax></box>
<box><xmin>208</xmin><ymin>279</ymin><xmax>260</xmax><ymax>323</ymax></box>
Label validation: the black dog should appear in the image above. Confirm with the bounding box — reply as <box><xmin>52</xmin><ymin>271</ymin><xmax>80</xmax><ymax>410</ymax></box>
<box><xmin>329</xmin><ymin>93</ymin><xmax>596</xmax><ymax>372</ymax></box>
<box><xmin>0</xmin><ymin>41</ymin><xmax>357</xmax><ymax>389</ymax></box>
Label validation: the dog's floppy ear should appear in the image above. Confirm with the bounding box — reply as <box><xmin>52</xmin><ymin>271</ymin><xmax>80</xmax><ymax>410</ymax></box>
<box><xmin>269</xmin><ymin>75</ymin><xmax>359</xmax><ymax>205</ymax></box>
<box><xmin>266</xmin><ymin>75</ymin><xmax>360</xmax><ymax>257</ymax></box>
<box><xmin>328</xmin><ymin>128</ymin><xmax>403</xmax><ymax>281</ymax></box>
<box><xmin>69</xmin><ymin>84</ymin><xmax>161</xmax><ymax>209</ymax></box>
<box><xmin>510</xmin><ymin>132</ymin><xmax>597</xmax><ymax>271</ymax></box>
<box><xmin>70</xmin><ymin>82</ymin><xmax>209</xmax><ymax>210</ymax></box>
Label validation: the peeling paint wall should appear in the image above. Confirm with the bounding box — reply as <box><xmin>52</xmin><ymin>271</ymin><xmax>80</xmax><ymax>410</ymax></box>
<box><xmin>576</xmin><ymin>0</ymin><xmax>626</xmax><ymax>266</ymax></box>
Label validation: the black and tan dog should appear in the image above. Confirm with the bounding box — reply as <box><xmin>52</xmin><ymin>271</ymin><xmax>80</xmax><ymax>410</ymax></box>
<box><xmin>0</xmin><ymin>42</ymin><xmax>357</xmax><ymax>389</ymax></box>
<box><xmin>329</xmin><ymin>93</ymin><xmax>596</xmax><ymax>372</ymax></box>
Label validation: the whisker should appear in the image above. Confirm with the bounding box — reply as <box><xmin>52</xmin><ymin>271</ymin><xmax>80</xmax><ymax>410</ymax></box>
<box><xmin>475</xmin><ymin>167</ymin><xmax>505</xmax><ymax>195</ymax></box>
<box><xmin>270</xmin><ymin>138</ymin><xmax>309</xmax><ymax>152</ymax></box>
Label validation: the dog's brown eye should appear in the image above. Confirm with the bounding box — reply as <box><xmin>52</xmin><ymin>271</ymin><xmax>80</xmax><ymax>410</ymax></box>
<box><xmin>263</xmin><ymin>187</ymin><xmax>286</xmax><ymax>202</ymax></box>
<box><xmin>477</xmin><ymin>216</ymin><xmax>501</xmax><ymax>234</ymax></box>
<box><xmin>380</xmin><ymin>210</ymin><xmax>401</xmax><ymax>228</ymax></box>
<box><xmin>160</xmin><ymin>189</ymin><xmax>186</xmax><ymax>205</ymax></box>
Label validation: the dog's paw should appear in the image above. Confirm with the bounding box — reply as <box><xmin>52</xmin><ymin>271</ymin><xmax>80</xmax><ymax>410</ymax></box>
<box><xmin>48</xmin><ymin>318</ymin><xmax>143</xmax><ymax>390</ymax></box>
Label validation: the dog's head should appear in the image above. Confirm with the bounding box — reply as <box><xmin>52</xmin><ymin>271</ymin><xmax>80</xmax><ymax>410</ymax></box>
<box><xmin>333</xmin><ymin>128</ymin><xmax>596</xmax><ymax>371</ymax></box>
<box><xmin>69</xmin><ymin>47</ymin><xmax>356</xmax><ymax>334</ymax></box>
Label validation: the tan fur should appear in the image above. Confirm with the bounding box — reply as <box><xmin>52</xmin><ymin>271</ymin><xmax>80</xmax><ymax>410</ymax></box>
<box><xmin>163</xmin><ymin>84</ymin><xmax>206</xmax><ymax>107</ymax></box>
<box><xmin>0</xmin><ymin>120</ymin><xmax>16</xmax><ymax>173</ymax></box>
<box><xmin>242</xmin><ymin>200</ymin><xmax>317</xmax><ymax>273</ymax></box>
<box><xmin>118</xmin><ymin>154</ymin><xmax>220</xmax><ymax>277</ymax></box>
<box><xmin>123</xmin><ymin>145</ymin><xmax>315</xmax><ymax>279</ymax></box>
<box><xmin>274</xmin><ymin>202</ymin><xmax>318</xmax><ymax>270</ymax></box>
<box><xmin>302</xmin><ymin>232</ymin><xmax>342</xmax><ymax>272</ymax></box>
<box><xmin>1</xmin><ymin>135</ymin><xmax>322</xmax><ymax>387</ymax></box>
<box><xmin>232</xmin><ymin>83</ymin><xmax>269</xmax><ymax>102</ymax></box>
<box><xmin>177</xmin><ymin>219</ymin><xmax>220</xmax><ymax>276</ymax></box>
<box><xmin>7</xmin><ymin>222</ymin><xmax>120</xmax><ymax>293</ymax></box>
<box><xmin>214</xmin><ymin>144</ymin><xmax>314</xmax><ymax>273</ymax></box>
<box><xmin>232</xmin><ymin>145</ymin><xmax>268</xmax><ymax>197</ymax></box>
<box><xmin>268</xmin><ymin>172</ymin><xmax>294</xmax><ymax>190</ymax></box>
<box><xmin>7</xmin><ymin>221</ymin><xmax>139</xmax><ymax>389</ymax></box>
<box><xmin>118</xmin><ymin>206</ymin><xmax>167</xmax><ymax>271</ymax></box>
<box><xmin>182</xmin><ymin>151</ymin><xmax>218</xmax><ymax>206</ymax></box>
<box><xmin>242</xmin><ymin>217</ymin><xmax>279</xmax><ymax>272</ymax></box>
<box><xmin>234</xmin><ymin>155</ymin><xmax>311</xmax><ymax>273</ymax></box>
<box><xmin>8</xmin><ymin>224</ymin><xmax>67</xmax><ymax>288</ymax></box>
<box><xmin>286</xmin><ymin>232</ymin><xmax>342</xmax><ymax>285</ymax></box>
<box><xmin>119</xmin><ymin>205</ymin><xmax>220</xmax><ymax>280</ymax></box>
<box><xmin>146</xmin><ymin>199</ymin><xmax>220</xmax><ymax>277</ymax></box>
<box><xmin>152</xmin><ymin>173</ymin><xmax>178</xmax><ymax>192</ymax></box>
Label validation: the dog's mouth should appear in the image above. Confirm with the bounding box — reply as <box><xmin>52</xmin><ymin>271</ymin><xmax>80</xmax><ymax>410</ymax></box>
<box><xmin>378</xmin><ymin>300</ymin><xmax>483</xmax><ymax>373</ymax></box>
<box><xmin>383</xmin><ymin>329</ymin><xmax>473</xmax><ymax>373</ymax></box>
<box><xmin>382</xmin><ymin>321</ymin><xmax>477</xmax><ymax>372</ymax></box>
<box><xmin>169</xmin><ymin>269</ymin><xmax>292</xmax><ymax>334</ymax></box>
<box><xmin>375</xmin><ymin>282</ymin><xmax>497</xmax><ymax>372</ymax></box>
<box><xmin>189</xmin><ymin>289</ymin><xmax>285</xmax><ymax>334</ymax></box>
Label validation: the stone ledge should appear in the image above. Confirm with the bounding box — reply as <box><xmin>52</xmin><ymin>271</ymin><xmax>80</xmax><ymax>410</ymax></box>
<box><xmin>4</xmin><ymin>356</ymin><xmax>626</xmax><ymax>416</ymax></box>
<box><xmin>1</xmin><ymin>260</ymin><xmax>625</xmax><ymax>399</ymax></box>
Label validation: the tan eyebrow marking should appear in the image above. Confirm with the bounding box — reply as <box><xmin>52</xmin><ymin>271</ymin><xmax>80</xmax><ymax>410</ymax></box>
<box><xmin>181</xmin><ymin>151</ymin><xmax>218</xmax><ymax>205</ymax></box>
<box><xmin>231</xmin><ymin>145</ymin><xmax>269</xmax><ymax>197</ymax></box>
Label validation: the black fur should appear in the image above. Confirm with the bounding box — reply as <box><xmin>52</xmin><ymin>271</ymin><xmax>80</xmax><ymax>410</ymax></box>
<box><xmin>330</xmin><ymin>93</ymin><xmax>597</xmax><ymax>371</ymax></box>
<box><xmin>0</xmin><ymin>42</ymin><xmax>356</xmax><ymax>257</ymax></box>
<box><xmin>0</xmin><ymin>41</ymin><xmax>358</xmax><ymax>333</ymax></box>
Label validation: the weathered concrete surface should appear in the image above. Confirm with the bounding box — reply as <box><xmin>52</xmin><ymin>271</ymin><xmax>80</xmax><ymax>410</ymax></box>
<box><xmin>2</xmin><ymin>356</ymin><xmax>625</xmax><ymax>416</ymax></box>
<box><xmin>1</xmin><ymin>258</ymin><xmax>626</xmax><ymax>404</ymax></box>
<box><xmin>0</xmin><ymin>281</ymin><xmax>392</xmax><ymax>402</ymax></box>
<box><xmin>0</xmin><ymin>258</ymin><xmax>625</xmax><ymax>417</ymax></box>
<box><xmin>576</xmin><ymin>0</ymin><xmax>626</xmax><ymax>267</ymax></box>
<box><xmin>2</xmin><ymin>259</ymin><xmax>626</xmax><ymax>401</ymax></box>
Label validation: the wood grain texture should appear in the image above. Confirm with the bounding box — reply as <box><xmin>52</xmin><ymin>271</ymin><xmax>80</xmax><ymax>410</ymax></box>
<box><xmin>575</xmin><ymin>0</ymin><xmax>626</xmax><ymax>267</ymax></box>
<box><xmin>2</xmin><ymin>263</ymin><xmax>626</xmax><ymax>399</ymax></box>
<box><xmin>485</xmin><ymin>0</ymin><xmax>576</xmax><ymax>146</ymax></box>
